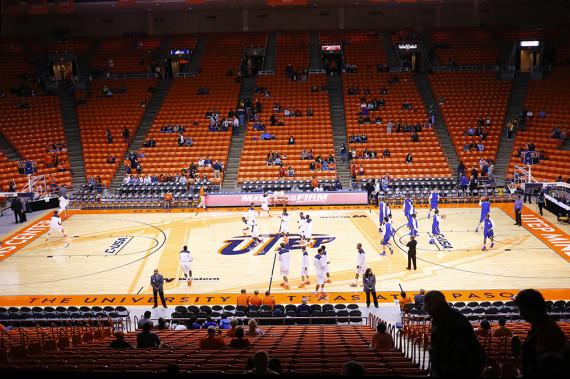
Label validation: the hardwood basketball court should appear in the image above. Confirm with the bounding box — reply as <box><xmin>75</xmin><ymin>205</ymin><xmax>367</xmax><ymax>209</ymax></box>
<box><xmin>0</xmin><ymin>204</ymin><xmax>569</xmax><ymax>306</ymax></box>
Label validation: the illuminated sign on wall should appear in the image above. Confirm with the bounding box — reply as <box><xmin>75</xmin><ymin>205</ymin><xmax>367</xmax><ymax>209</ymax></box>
<box><xmin>398</xmin><ymin>43</ymin><xmax>418</xmax><ymax>50</ymax></box>
<box><xmin>520</xmin><ymin>40</ymin><xmax>540</xmax><ymax>47</ymax></box>
<box><xmin>322</xmin><ymin>45</ymin><xmax>342</xmax><ymax>51</ymax></box>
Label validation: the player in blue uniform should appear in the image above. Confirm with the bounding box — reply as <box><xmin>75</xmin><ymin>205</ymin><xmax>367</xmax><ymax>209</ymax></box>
<box><xmin>482</xmin><ymin>213</ymin><xmax>495</xmax><ymax>251</ymax></box>
<box><xmin>406</xmin><ymin>202</ymin><xmax>416</xmax><ymax>232</ymax></box>
<box><xmin>380</xmin><ymin>217</ymin><xmax>394</xmax><ymax>255</ymax></box>
<box><xmin>378</xmin><ymin>200</ymin><xmax>391</xmax><ymax>225</ymax></box>
<box><xmin>409</xmin><ymin>213</ymin><xmax>419</xmax><ymax>237</ymax></box>
<box><xmin>427</xmin><ymin>189</ymin><xmax>439</xmax><ymax>219</ymax></box>
<box><xmin>403</xmin><ymin>195</ymin><xmax>413</xmax><ymax>220</ymax></box>
<box><xmin>429</xmin><ymin>209</ymin><xmax>443</xmax><ymax>244</ymax></box>
<box><xmin>475</xmin><ymin>197</ymin><xmax>491</xmax><ymax>232</ymax></box>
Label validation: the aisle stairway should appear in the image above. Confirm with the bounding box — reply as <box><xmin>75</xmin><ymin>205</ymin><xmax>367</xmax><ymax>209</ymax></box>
<box><xmin>495</xmin><ymin>72</ymin><xmax>530</xmax><ymax>184</ymax></box>
<box><xmin>309</xmin><ymin>31</ymin><xmax>322</xmax><ymax>70</ymax></box>
<box><xmin>263</xmin><ymin>32</ymin><xmax>278</xmax><ymax>72</ymax></box>
<box><xmin>381</xmin><ymin>32</ymin><xmax>401</xmax><ymax>69</ymax></box>
<box><xmin>0</xmin><ymin>133</ymin><xmax>21</xmax><ymax>162</ymax></box>
<box><xmin>109</xmin><ymin>80</ymin><xmax>172</xmax><ymax>190</ymax></box>
<box><xmin>221</xmin><ymin>76</ymin><xmax>256</xmax><ymax>191</ymax></box>
<box><xmin>414</xmin><ymin>73</ymin><xmax>459</xmax><ymax>175</ymax></box>
<box><xmin>327</xmin><ymin>74</ymin><xmax>351</xmax><ymax>189</ymax></box>
<box><xmin>187</xmin><ymin>36</ymin><xmax>207</xmax><ymax>75</ymax></box>
<box><xmin>59</xmin><ymin>91</ymin><xmax>86</xmax><ymax>188</ymax></box>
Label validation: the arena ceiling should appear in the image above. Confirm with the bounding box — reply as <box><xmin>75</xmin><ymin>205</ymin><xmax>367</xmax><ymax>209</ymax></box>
<box><xmin>57</xmin><ymin>0</ymin><xmax>552</xmax><ymax>13</ymax></box>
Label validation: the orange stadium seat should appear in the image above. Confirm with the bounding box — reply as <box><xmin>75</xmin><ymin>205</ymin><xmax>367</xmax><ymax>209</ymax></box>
<box><xmin>507</xmin><ymin>67</ymin><xmax>570</xmax><ymax>182</ymax></box>
<box><xmin>76</xmin><ymin>78</ymin><xmax>157</xmax><ymax>187</ymax></box>
<box><xmin>430</xmin><ymin>28</ymin><xmax>500</xmax><ymax>66</ymax></box>
<box><xmin>428</xmin><ymin>72</ymin><xmax>511</xmax><ymax>172</ymax></box>
<box><xmin>139</xmin><ymin>33</ymin><xmax>267</xmax><ymax>185</ymax></box>
<box><xmin>342</xmin><ymin>72</ymin><xmax>451</xmax><ymax>179</ymax></box>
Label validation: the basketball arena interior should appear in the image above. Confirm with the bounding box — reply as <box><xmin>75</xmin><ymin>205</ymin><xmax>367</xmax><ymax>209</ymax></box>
<box><xmin>0</xmin><ymin>0</ymin><xmax>569</xmax><ymax>376</ymax></box>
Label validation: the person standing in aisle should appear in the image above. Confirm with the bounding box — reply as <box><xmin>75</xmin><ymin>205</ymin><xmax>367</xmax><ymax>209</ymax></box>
<box><xmin>514</xmin><ymin>195</ymin><xmax>523</xmax><ymax>226</ymax></box>
<box><xmin>363</xmin><ymin>268</ymin><xmax>379</xmax><ymax>308</ymax></box>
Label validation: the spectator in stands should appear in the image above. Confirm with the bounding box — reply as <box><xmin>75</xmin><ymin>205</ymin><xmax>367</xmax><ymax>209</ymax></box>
<box><xmin>370</xmin><ymin>322</ymin><xmax>394</xmax><ymax>351</ymax></box>
<box><xmin>137</xmin><ymin>311</ymin><xmax>153</xmax><ymax>329</ymax></box>
<box><xmin>288</xmin><ymin>135</ymin><xmax>295</xmax><ymax>145</ymax></box>
<box><xmin>247</xmin><ymin>319</ymin><xmax>265</xmax><ymax>337</ymax></box>
<box><xmin>342</xmin><ymin>361</ymin><xmax>365</xmax><ymax>376</ymax></box>
<box><xmin>199</xmin><ymin>326</ymin><xmax>226</xmax><ymax>350</ymax></box>
<box><xmin>202</xmin><ymin>316</ymin><xmax>217</xmax><ymax>329</ymax></box>
<box><xmin>110</xmin><ymin>331</ymin><xmax>132</xmax><ymax>349</ymax></box>
<box><xmin>423</xmin><ymin>290</ymin><xmax>485</xmax><ymax>377</ymax></box>
<box><xmin>237</xmin><ymin>289</ymin><xmax>250</xmax><ymax>308</ymax></box>
<box><xmin>405</xmin><ymin>153</ymin><xmax>413</xmax><ymax>165</ymax></box>
<box><xmin>106</xmin><ymin>129</ymin><xmax>113</xmax><ymax>144</ymax></box>
<box><xmin>515</xmin><ymin>289</ymin><xmax>567</xmax><ymax>377</ymax></box>
<box><xmin>358</xmin><ymin>165</ymin><xmax>365</xmax><ymax>176</ymax></box>
<box><xmin>493</xmin><ymin>316</ymin><xmax>512</xmax><ymax>338</ymax></box>
<box><xmin>287</xmin><ymin>166</ymin><xmax>295</xmax><ymax>177</ymax></box>
<box><xmin>123</xmin><ymin>128</ymin><xmax>130</xmax><ymax>143</ymax></box>
<box><xmin>411</xmin><ymin>131</ymin><xmax>419</xmax><ymax>142</ymax></box>
<box><xmin>157</xmin><ymin>317</ymin><xmax>169</xmax><ymax>330</ymax></box>
<box><xmin>414</xmin><ymin>289</ymin><xmax>425</xmax><ymax>310</ymax></box>
<box><xmin>136</xmin><ymin>322</ymin><xmax>161</xmax><ymax>348</ymax></box>
<box><xmin>398</xmin><ymin>291</ymin><xmax>412</xmax><ymax>312</ymax></box>
<box><xmin>386</xmin><ymin>120</ymin><xmax>393</xmax><ymax>134</ymax></box>
<box><xmin>476</xmin><ymin>320</ymin><xmax>492</xmax><ymax>338</ymax></box>
<box><xmin>229</xmin><ymin>327</ymin><xmax>250</xmax><ymax>348</ymax></box>
<box><xmin>243</xmin><ymin>351</ymin><xmax>278</xmax><ymax>374</ymax></box>
<box><xmin>224</xmin><ymin>317</ymin><xmax>238</xmax><ymax>335</ymax></box>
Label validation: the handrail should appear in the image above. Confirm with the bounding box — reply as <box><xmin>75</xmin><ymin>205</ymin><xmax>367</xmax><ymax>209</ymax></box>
<box><xmin>133</xmin><ymin>315</ymin><xmax>368</xmax><ymax>330</ymax></box>
<box><xmin>431</xmin><ymin>64</ymin><xmax>498</xmax><ymax>72</ymax></box>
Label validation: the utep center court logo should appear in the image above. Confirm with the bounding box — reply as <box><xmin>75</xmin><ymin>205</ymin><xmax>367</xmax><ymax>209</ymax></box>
<box><xmin>219</xmin><ymin>234</ymin><xmax>336</xmax><ymax>256</ymax></box>
<box><xmin>429</xmin><ymin>232</ymin><xmax>454</xmax><ymax>250</ymax></box>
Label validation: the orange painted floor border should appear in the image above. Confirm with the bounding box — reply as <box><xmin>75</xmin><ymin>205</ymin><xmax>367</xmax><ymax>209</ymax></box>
<box><xmin>497</xmin><ymin>203</ymin><xmax>570</xmax><ymax>263</ymax></box>
<box><xmin>0</xmin><ymin>289</ymin><xmax>569</xmax><ymax>306</ymax></box>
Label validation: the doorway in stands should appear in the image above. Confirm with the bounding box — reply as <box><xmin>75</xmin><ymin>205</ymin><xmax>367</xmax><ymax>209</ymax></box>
<box><xmin>322</xmin><ymin>43</ymin><xmax>343</xmax><ymax>75</ymax></box>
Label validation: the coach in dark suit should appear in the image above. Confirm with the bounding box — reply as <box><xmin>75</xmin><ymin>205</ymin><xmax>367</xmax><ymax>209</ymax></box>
<box><xmin>151</xmin><ymin>269</ymin><xmax>167</xmax><ymax>309</ymax></box>
<box><xmin>10</xmin><ymin>197</ymin><xmax>22</xmax><ymax>224</ymax></box>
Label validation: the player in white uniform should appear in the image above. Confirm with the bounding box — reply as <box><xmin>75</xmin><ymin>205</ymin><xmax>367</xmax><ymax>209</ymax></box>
<box><xmin>320</xmin><ymin>245</ymin><xmax>332</xmax><ymax>283</ymax></box>
<box><xmin>351</xmin><ymin>243</ymin><xmax>366</xmax><ymax>287</ymax></box>
<box><xmin>279</xmin><ymin>208</ymin><xmax>290</xmax><ymax>239</ymax></box>
<box><xmin>277</xmin><ymin>242</ymin><xmax>291</xmax><ymax>290</ymax></box>
<box><xmin>297</xmin><ymin>212</ymin><xmax>306</xmax><ymax>241</ymax></box>
<box><xmin>246</xmin><ymin>203</ymin><xmax>257</xmax><ymax>224</ymax></box>
<box><xmin>45</xmin><ymin>211</ymin><xmax>65</xmax><ymax>243</ymax></box>
<box><xmin>179</xmin><ymin>245</ymin><xmax>193</xmax><ymax>286</ymax></box>
<box><xmin>250</xmin><ymin>218</ymin><xmax>263</xmax><ymax>246</ymax></box>
<box><xmin>259</xmin><ymin>193</ymin><xmax>270</xmax><ymax>217</ymax></box>
<box><xmin>241</xmin><ymin>216</ymin><xmax>250</xmax><ymax>236</ymax></box>
<box><xmin>313</xmin><ymin>248</ymin><xmax>328</xmax><ymax>299</ymax></box>
<box><xmin>304</xmin><ymin>215</ymin><xmax>313</xmax><ymax>246</ymax></box>
<box><xmin>58</xmin><ymin>195</ymin><xmax>70</xmax><ymax>217</ymax></box>
<box><xmin>299</xmin><ymin>246</ymin><xmax>310</xmax><ymax>288</ymax></box>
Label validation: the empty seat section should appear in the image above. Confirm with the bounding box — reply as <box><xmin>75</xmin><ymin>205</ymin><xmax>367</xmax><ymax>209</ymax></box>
<box><xmin>428</xmin><ymin>72</ymin><xmax>511</xmax><ymax>171</ymax></box>
<box><xmin>430</xmin><ymin>28</ymin><xmax>499</xmax><ymax>66</ymax></box>
<box><xmin>343</xmin><ymin>71</ymin><xmax>451</xmax><ymax>179</ymax></box>
<box><xmin>238</xmin><ymin>75</ymin><xmax>335</xmax><ymax>183</ymax></box>
<box><xmin>76</xmin><ymin>79</ymin><xmax>157</xmax><ymax>186</ymax></box>
<box><xmin>140</xmin><ymin>33</ymin><xmax>266</xmax><ymax>184</ymax></box>
<box><xmin>0</xmin><ymin>90</ymin><xmax>72</xmax><ymax>191</ymax></box>
<box><xmin>238</xmin><ymin>32</ymin><xmax>337</xmax><ymax>183</ymax></box>
<box><xmin>507</xmin><ymin>67</ymin><xmax>570</xmax><ymax>181</ymax></box>
<box><xmin>90</xmin><ymin>36</ymin><xmax>162</xmax><ymax>74</ymax></box>
<box><xmin>320</xmin><ymin>30</ymin><xmax>388</xmax><ymax>69</ymax></box>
